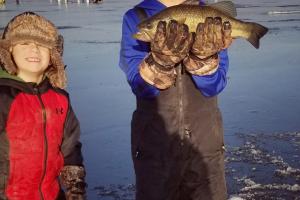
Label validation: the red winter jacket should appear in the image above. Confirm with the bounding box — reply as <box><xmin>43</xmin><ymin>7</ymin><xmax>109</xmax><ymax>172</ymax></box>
<box><xmin>0</xmin><ymin>70</ymin><xmax>84</xmax><ymax>200</ymax></box>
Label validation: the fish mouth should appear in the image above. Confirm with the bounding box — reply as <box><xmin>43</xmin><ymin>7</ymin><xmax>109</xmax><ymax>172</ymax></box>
<box><xmin>133</xmin><ymin>31</ymin><xmax>152</xmax><ymax>42</ymax></box>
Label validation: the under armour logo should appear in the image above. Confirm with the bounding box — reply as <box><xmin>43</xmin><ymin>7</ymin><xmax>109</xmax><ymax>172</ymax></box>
<box><xmin>56</xmin><ymin>107</ymin><xmax>64</xmax><ymax>115</ymax></box>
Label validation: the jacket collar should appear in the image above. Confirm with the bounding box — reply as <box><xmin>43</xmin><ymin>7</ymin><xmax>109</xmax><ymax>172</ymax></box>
<box><xmin>0</xmin><ymin>68</ymin><xmax>23</xmax><ymax>82</ymax></box>
<box><xmin>0</xmin><ymin>69</ymin><xmax>52</xmax><ymax>94</ymax></box>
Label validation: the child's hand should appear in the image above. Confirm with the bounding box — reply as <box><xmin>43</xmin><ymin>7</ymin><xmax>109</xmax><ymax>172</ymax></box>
<box><xmin>150</xmin><ymin>20</ymin><xmax>193</xmax><ymax>66</ymax></box>
<box><xmin>191</xmin><ymin>17</ymin><xmax>232</xmax><ymax>59</ymax></box>
<box><xmin>183</xmin><ymin>17</ymin><xmax>232</xmax><ymax>76</ymax></box>
<box><xmin>139</xmin><ymin>20</ymin><xmax>193</xmax><ymax>89</ymax></box>
<box><xmin>60</xmin><ymin>166</ymin><xmax>87</xmax><ymax>200</ymax></box>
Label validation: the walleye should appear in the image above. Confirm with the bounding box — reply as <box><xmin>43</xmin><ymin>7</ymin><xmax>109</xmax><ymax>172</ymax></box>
<box><xmin>133</xmin><ymin>1</ymin><xmax>268</xmax><ymax>49</ymax></box>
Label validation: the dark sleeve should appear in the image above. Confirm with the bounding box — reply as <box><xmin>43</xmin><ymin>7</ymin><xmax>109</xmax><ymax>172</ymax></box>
<box><xmin>0</xmin><ymin>86</ymin><xmax>17</xmax><ymax>134</ymax></box>
<box><xmin>61</xmin><ymin>104</ymin><xmax>84</xmax><ymax>166</ymax></box>
<box><xmin>0</xmin><ymin>97</ymin><xmax>6</xmax><ymax>135</ymax></box>
<box><xmin>0</xmin><ymin>88</ymin><xmax>15</xmax><ymax>198</ymax></box>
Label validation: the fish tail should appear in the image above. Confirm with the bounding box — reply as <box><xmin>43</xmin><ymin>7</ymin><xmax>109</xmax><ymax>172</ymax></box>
<box><xmin>247</xmin><ymin>22</ymin><xmax>268</xmax><ymax>49</ymax></box>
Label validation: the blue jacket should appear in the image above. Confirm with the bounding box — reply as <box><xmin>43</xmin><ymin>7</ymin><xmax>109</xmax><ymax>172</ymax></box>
<box><xmin>119</xmin><ymin>0</ymin><xmax>229</xmax><ymax>98</ymax></box>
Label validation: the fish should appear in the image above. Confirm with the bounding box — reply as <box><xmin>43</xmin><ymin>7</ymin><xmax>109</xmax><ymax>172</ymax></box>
<box><xmin>133</xmin><ymin>0</ymin><xmax>268</xmax><ymax>49</ymax></box>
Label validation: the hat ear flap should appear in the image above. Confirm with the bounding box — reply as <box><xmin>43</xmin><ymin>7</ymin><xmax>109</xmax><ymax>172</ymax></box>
<box><xmin>45</xmin><ymin>48</ymin><xmax>66</xmax><ymax>89</ymax></box>
<box><xmin>0</xmin><ymin>40</ymin><xmax>18</xmax><ymax>74</ymax></box>
<box><xmin>56</xmin><ymin>35</ymin><xmax>64</xmax><ymax>56</ymax></box>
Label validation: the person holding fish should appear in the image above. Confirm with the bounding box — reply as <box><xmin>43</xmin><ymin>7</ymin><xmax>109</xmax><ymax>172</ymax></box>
<box><xmin>119</xmin><ymin>0</ymin><xmax>267</xmax><ymax>199</ymax></box>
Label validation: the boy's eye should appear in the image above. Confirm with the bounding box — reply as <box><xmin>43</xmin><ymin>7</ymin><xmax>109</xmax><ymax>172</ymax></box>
<box><xmin>20</xmin><ymin>42</ymin><xmax>30</xmax><ymax>45</ymax></box>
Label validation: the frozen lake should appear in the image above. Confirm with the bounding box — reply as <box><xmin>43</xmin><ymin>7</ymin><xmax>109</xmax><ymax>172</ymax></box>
<box><xmin>1</xmin><ymin>0</ymin><xmax>300</xmax><ymax>199</ymax></box>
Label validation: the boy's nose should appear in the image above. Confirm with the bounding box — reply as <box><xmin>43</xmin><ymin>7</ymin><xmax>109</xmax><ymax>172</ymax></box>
<box><xmin>29</xmin><ymin>43</ymin><xmax>40</xmax><ymax>52</ymax></box>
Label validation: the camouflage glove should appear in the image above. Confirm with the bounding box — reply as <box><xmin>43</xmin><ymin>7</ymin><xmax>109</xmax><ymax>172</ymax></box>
<box><xmin>60</xmin><ymin>166</ymin><xmax>87</xmax><ymax>200</ymax></box>
<box><xmin>183</xmin><ymin>17</ymin><xmax>232</xmax><ymax>75</ymax></box>
<box><xmin>139</xmin><ymin>20</ymin><xmax>193</xmax><ymax>89</ymax></box>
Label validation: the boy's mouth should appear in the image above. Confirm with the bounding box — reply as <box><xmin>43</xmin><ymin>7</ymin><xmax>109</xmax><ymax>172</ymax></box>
<box><xmin>26</xmin><ymin>57</ymin><xmax>40</xmax><ymax>62</ymax></box>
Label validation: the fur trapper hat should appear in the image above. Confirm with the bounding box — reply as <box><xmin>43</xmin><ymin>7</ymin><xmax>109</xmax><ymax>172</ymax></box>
<box><xmin>0</xmin><ymin>11</ymin><xmax>66</xmax><ymax>88</ymax></box>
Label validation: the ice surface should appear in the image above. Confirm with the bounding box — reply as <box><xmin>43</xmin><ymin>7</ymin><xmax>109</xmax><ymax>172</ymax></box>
<box><xmin>1</xmin><ymin>0</ymin><xmax>300</xmax><ymax>199</ymax></box>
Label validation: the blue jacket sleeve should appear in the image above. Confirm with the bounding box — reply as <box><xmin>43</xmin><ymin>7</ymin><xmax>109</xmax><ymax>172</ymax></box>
<box><xmin>191</xmin><ymin>49</ymin><xmax>229</xmax><ymax>97</ymax></box>
<box><xmin>119</xmin><ymin>10</ymin><xmax>159</xmax><ymax>98</ymax></box>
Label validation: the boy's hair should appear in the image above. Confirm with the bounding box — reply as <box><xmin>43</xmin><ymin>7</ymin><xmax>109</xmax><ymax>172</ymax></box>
<box><xmin>0</xmin><ymin>12</ymin><xmax>66</xmax><ymax>88</ymax></box>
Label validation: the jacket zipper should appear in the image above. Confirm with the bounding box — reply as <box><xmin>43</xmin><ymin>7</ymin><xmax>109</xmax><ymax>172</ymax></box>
<box><xmin>35</xmin><ymin>87</ymin><xmax>48</xmax><ymax>200</ymax></box>
<box><xmin>177</xmin><ymin>64</ymin><xmax>185</xmax><ymax>145</ymax></box>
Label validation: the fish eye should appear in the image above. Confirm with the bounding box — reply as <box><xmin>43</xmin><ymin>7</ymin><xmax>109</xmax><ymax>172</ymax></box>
<box><xmin>146</xmin><ymin>23</ymin><xmax>152</xmax><ymax>29</ymax></box>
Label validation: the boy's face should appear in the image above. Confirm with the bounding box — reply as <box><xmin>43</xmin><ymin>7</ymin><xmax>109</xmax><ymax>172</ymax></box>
<box><xmin>11</xmin><ymin>42</ymin><xmax>50</xmax><ymax>81</ymax></box>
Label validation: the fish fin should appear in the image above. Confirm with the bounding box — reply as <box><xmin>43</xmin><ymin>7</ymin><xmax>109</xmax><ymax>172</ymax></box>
<box><xmin>182</xmin><ymin>0</ymin><xmax>199</xmax><ymax>5</ymax></box>
<box><xmin>247</xmin><ymin>23</ymin><xmax>268</xmax><ymax>49</ymax></box>
<box><xmin>208</xmin><ymin>1</ymin><xmax>237</xmax><ymax>17</ymax></box>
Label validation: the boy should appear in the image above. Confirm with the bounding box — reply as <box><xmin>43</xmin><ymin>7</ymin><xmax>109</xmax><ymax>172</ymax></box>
<box><xmin>119</xmin><ymin>0</ymin><xmax>232</xmax><ymax>199</ymax></box>
<box><xmin>0</xmin><ymin>12</ymin><xmax>86</xmax><ymax>200</ymax></box>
